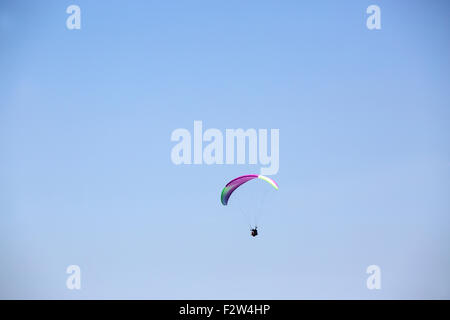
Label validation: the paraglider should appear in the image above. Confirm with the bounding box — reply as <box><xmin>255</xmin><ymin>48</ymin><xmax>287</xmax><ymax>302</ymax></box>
<box><xmin>221</xmin><ymin>174</ymin><xmax>278</xmax><ymax>237</ymax></box>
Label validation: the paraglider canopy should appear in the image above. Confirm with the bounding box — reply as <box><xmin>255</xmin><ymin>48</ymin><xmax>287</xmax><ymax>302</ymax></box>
<box><xmin>221</xmin><ymin>174</ymin><xmax>278</xmax><ymax>206</ymax></box>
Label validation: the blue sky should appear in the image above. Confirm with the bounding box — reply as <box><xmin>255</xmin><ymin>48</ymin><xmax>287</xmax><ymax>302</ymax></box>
<box><xmin>1</xmin><ymin>0</ymin><xmax>449</xmax><ymax>299</ymax></box>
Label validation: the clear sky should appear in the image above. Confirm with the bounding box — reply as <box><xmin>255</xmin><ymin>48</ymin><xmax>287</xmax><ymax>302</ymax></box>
<box><xmin>1</xmin><ymin>0</ymin><xmax>449</xmax><ymax>299</ymax></box>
